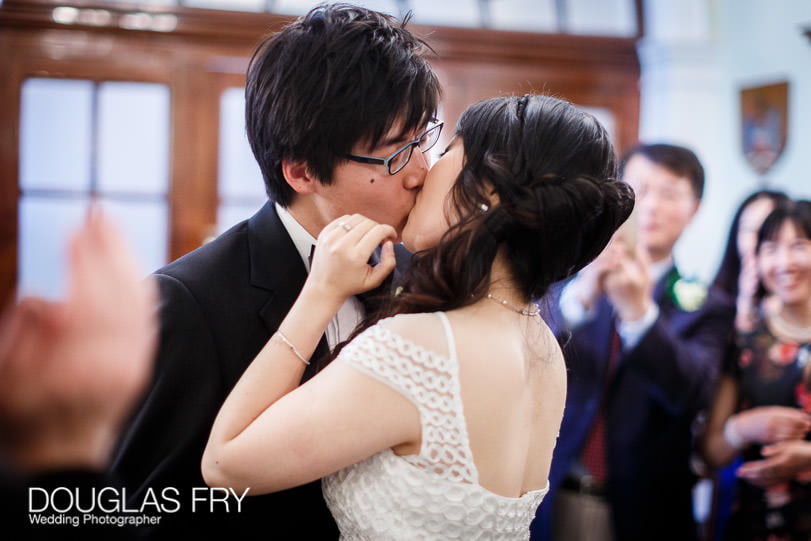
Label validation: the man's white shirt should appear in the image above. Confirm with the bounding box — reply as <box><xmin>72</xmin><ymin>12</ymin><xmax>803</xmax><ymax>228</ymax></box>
<box><xmin>276</xmin><ymin>203</ymin><xmax>365</xmax><ymax>349</ymax></box>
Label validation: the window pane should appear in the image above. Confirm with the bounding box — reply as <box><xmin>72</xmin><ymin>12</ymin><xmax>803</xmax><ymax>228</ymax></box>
<box><xmin>274</xmin><ymin>0</ymin><xmax>399</xmax><ymax>16</ymax></box>
<box><xmin>490</xmin><ymin>0</ymin><xmax>557</xmax><ymax>33</ymax></box>
<box><xmin>103</xmin><ymin>0</ymin><xmax>176</xmax><ymax>5</ymax></box>
<box><xmin>409</xmin><ymin>0</ymin><xmax>480</xmax><ymax>27</ymax></box>
<box><xmin>218</xmin><ymin>201</ymin><xmax>266</xmax><ymax>235</ymax></box>
<box><xmin>18</xmin><ymin>198</ymin><xmax>166</xmax><ymax>298</ymax></box>
<box><xmin>20</xmin><ymin>78</ymin><xmax>93</xmax><ymax>192</ymax></box>
<box><xmin>218</xmin><ymin>87</ymin><xmax>265</xmax><ymax>200</ymax></box>
<box><xmin>100</xmin><ymin>198</ymin><xmax>169</xmax><ymax>275</ymax></box>
<box><xmin>18</xmin><ymin>196</ymin><xmax>89</xmax><ymax>299</ymax></box>
<box><xmin>565</xmin><ymin>0</ymin><xmax>637</xmax><ymax>37</ymax></box>
<box><xmin>97</xmin><ymin>82</ymin><xmax>170</xmax><ymax>195</ymax></box>
<box><xmin>183</xmin><ymin>0</ymin><xmax>266</xmax><ymax>11</ymax></box>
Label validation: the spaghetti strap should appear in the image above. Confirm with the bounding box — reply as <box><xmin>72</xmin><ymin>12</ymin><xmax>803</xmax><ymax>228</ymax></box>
<box><xmin>435</xmin><ymin>312</ymin><xmax>458</xmax><ymax>362</ymax></box>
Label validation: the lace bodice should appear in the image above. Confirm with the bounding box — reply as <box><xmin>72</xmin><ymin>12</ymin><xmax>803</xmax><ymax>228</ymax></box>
<box><xmin>322</xmin><ymin>312</ymin><xmax>547</xmax><ymax>540</ymax></box>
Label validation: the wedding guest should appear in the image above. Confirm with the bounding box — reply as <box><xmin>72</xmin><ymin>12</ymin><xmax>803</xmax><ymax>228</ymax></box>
<box><xmin>110</xmin><ymin>4</ymin><xmax>441</xmax><ymax>539</ymax></box>
<box><xmin>705</xmin><ymin>189</ymin><xmax>789</xmax><ymax>540</ymax></box>
<box><xmin>1</xmin><ymin>208</ymin><xmax>157</xmax><ymax>540</ymax></box>
<box><xmin>712</xmin><ymin>190</ymin><xmax>789</xmax><ymax>331</ymax></box>
<box><xmin>536</xmin><ymin>143</ymin><xmax>735</xmax><ymax>541</ymax></box>
<box><xmin>201</xmin><ymin>94</ymin><xmax>634</xmax><ymax>539</ymax></box>
<box><xmin>701</xmin><ymin>200</ymin><xmax>811</xmax><ymax>541</ymax></box>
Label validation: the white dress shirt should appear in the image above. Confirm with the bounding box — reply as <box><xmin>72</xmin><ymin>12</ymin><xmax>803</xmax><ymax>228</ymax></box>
<box><xmin>275</xmin><ymin>203</ymin><xmax>365</xmax><ymax>349</ymax></box>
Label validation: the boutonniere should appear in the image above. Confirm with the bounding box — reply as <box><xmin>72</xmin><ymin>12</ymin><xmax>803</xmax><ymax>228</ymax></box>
<box><xmin>670</xmin><ymin>277</ymin><xmax>707</xmax><ymax>312</ymax></box>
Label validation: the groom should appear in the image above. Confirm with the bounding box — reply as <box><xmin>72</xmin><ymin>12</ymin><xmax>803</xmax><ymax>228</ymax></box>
<box><xmin>111</xmin><ymin>5</ymin><xmax>441</xmax><ymax>539</ymax></box>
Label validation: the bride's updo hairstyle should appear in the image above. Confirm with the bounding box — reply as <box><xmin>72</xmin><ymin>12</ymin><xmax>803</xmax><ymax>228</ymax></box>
<box><xmin>336</xmin><ymin>94</ymin><xmax>634</xmax><ymax>353</ymax></box>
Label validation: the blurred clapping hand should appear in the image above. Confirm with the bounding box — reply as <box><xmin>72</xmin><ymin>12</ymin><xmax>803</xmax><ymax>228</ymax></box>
<box><xmin>0</xmin><ymin>207</ymin><xmax>157</xmax><ymax>474</ymax></box>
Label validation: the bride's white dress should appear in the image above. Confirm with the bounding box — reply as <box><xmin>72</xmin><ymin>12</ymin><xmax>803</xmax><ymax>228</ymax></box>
<box><xmin>322</xmin><ymin>312</ymin><xmax>547</xmax><ymax>540</ymax></box>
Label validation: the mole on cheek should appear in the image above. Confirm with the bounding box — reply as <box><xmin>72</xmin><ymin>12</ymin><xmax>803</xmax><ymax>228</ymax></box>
<box><xmin>370</xmin><ymin>178</ymin><xmax>375</xmax><ymax>184</ymax></box>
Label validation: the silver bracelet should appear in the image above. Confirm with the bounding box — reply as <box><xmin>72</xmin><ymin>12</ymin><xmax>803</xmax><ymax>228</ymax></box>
<box><xmin>275</xmin><ymin>331</ymin><xmax>310</xmax><ymax>366</ymax></box>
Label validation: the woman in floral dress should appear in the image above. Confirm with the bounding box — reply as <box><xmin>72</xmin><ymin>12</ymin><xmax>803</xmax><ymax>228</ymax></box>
<box><xmin>702</xmin><ymin>200</ymin><xmax>811</xmax><ymax>541</ymax></box>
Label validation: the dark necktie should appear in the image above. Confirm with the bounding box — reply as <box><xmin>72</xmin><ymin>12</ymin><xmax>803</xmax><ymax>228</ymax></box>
<box><xmin>580</xmin><ymin>322</ymin><xmax>622</xmax><ymax>483</ymax></box>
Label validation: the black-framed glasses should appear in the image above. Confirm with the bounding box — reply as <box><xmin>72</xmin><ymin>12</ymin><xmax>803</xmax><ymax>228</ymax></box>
<box><xmin>345</xmin><ymin>121</ymin><xmax>444</xmax><ymax>175</ymax></box>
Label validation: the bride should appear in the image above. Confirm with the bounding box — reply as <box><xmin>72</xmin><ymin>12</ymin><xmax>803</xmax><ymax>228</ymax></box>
<box><xmin>202</xmin><ymin>93</ymin><xmax>634</xmax><ymax>539</ymax></box>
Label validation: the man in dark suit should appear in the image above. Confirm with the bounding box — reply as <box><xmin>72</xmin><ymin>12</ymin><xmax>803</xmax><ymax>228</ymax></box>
<box><xmin>533</xmin><ymin>144</ymin><xmax>734</xmax><ymax>541</ymax></box>
<box><xmin>110</xmin><ymin>5</ymin><xmax>441</xmax><ymax>539</ymax></box>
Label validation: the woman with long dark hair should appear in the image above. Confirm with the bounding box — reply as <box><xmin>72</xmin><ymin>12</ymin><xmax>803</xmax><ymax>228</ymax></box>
<box><xmin>702</xmin><ymin>201</ymin><xmax>811</xmax><ymax>541</ymax></box>
<box><xmin>201</xmin><ymin>94</ymin><xmax>634</xmax><ymax>538</ymax></box>
<box><xmin>705</xmin><ymin>191</ymin><xmax>788</xmax><ymax>540</ymax></box>
<box><xmin>712</xmin><ymin>190</ymin><xmax>788</xmax><ymax>331</ymax></box>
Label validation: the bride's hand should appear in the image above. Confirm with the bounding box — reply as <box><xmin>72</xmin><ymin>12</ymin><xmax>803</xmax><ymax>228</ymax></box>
<box><xmin>305</xmin><ymin>214</ymin><xmax>397</xmax><ymax>304</ymax></box>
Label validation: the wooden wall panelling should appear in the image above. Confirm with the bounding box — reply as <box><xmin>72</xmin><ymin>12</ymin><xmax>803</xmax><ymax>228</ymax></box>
<box><xmin>169</xmin><ymin>56</ymin><xmax>219</xmax><ymax>261</ymax></box>
<box><xmin>425</xmin><ymin>25</ymin><xmax>639</xmax><ymax>154</ymax></box>
<box><xmin>0</xmin><ymin>28</ymin><xmax>257</xmax><ymax>296</ymax></box>
<box><xmin>170</xmin><ymin>66</ymin><xmax>252</xmax><ymax>259</ymax></box>
<box><xmin>0</xmin><ymin>1</ymin><xmax>641</xmax><ymax>304</ymax></box>
<box><xmin>0</xmin><ymin>31</ymin><xmax>22</xmax><ymax>305</ymax></box>
<box><xmin>432</xmin><ymin>58</ymin><xmax>639</xmax><ymax>155</ymax></box>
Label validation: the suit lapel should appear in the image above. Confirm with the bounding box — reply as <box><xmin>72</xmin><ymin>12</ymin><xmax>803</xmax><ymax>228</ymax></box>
<box><xmin>247</xmin><ymin>202</ymin><xmax>330</xmax><ymax>379</ymax></box>
<box><xmin>574</xmin><ymin>296</ymin><xmax>617</xmax><ymax>383</ymax></box>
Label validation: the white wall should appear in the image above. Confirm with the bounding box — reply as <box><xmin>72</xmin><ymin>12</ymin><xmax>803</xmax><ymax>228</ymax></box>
<box><xmin>639</xmin><ymin>0</ymin><xmax>811</xmax><ymax>282</ymax></box>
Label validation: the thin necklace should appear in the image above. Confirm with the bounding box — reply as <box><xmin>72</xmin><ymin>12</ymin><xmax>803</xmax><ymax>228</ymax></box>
<box><xmin>769</xmin><ymin>309</ymin><xmax>811</xmax><ymax>343</ymax></box>
<box><xmin>486</xmin><ymin>293</ymin><xmax>540</xmax><ymax>316</ymax></box>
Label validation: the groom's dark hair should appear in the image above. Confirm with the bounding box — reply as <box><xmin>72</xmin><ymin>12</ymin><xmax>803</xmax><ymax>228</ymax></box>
<box><xmin>245</xmin><ymin>3</ymin><xmax>441</xmax><ymax>207</ymax></box>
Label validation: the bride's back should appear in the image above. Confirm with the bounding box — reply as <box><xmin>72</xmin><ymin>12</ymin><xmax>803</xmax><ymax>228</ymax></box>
<box><xmin>346</xmin><ymin>92</ymin><xmax>632</xmax><ymax>502</ymax></box>
<box><xmin>387</xmin><ymin>307</ymin><xmax>566</xmax><ymax>498</ymax></box>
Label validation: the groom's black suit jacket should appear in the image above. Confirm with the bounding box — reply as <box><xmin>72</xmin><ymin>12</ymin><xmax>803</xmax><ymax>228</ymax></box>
<box><xmin>111</xmin><ymin>202</ymin><xmax>338</xmax><ymax>540</ymax></box>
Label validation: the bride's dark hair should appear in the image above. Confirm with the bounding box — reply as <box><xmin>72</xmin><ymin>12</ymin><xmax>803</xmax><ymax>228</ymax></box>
<box><xmin>335</xmin><ymin>94</ymin><xmax>634</xmax><ymax>354</ymax></box>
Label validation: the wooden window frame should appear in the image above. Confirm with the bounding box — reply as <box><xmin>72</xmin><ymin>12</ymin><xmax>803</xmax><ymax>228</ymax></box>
<box><xmin>0</xmin><ymin>0</ymin><xmax>639</xmax><ymax>303</ymax></box>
